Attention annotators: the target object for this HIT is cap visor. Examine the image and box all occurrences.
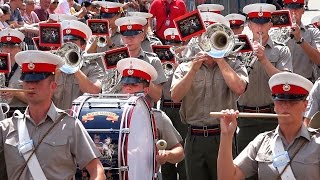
[20,73,52,82]
[285,3,304,9]
[101,13,117,19]
[121,77,146,84]
[63,35,81,41]
[272,94,307,101]
[250,17,271,24]
[120,30,142,36]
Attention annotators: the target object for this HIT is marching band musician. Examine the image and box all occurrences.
[160,27,187,180]
[115,16,167,102]
[116,57,184,178]
[0,50,105,180]
[53,20,104,110]
[170,13,249,180]
[86,1,124,53]
[197,4,224,14]
[304,79,320,126]
[127,11,163,53]
[217,72,320,180]
[282,0,320,81]
[225,13,246,35]
[236,3,293,159]
[0,29,28,117]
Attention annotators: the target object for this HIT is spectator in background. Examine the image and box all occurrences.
[48,0,59,14]
[8,0,24,27]
[0,5,11,30]
[34,0,51,21]
[149,0,187,44]
[69,0,81,14]
[54,0,71,14]
[21,0,39,50]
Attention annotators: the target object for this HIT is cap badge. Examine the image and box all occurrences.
[128,69,134,75]
[232,20,236,24]
[283,83,291,92]
[66,29,71,34]
[127,25,132,30]
[258,7,263,17]
[28,62,35,70]
[6,36,11,42]
[105,8,109,12]
[205,22,210,27]
[293,0,297,2]
[170,34,175,39]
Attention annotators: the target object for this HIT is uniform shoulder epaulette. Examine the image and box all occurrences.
[145,51,158,57]
[308,127,320,134]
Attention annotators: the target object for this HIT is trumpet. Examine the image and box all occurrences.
[162,61,176,76]
[242,31,262,74]
[53,42,82,74]
[170,23,245,62]
[97,36,108,48]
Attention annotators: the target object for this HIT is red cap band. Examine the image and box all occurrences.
[313,22,320,27]
[120,24,143,32]
[272,84,308,95]
[284,0,304,4]
[22,63,56,73]
[248,12,272,18]
[165,35,180,41]
[1,36,22,43]
[123,69,151,82]
[63,29,86,40]
[229,20,244,25]
[101,7,120,13]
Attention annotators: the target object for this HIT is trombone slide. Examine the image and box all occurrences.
[210,112,289,118]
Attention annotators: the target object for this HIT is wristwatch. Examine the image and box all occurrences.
[296,37,304,44]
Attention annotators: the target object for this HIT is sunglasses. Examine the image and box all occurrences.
[52,1,59,4]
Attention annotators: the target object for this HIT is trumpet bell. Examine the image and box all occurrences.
[97,36,107,48]
[162,62,176,76]
[53,42,82,74]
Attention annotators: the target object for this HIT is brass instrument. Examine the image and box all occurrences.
[269,12,296,44]
[102,69,122,94]
[171,23,245,62]
[97,36,108,48]
[53,42,83,74]
[162,61,176,76]
[241,32,262,74]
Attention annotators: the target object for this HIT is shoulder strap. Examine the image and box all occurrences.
[16,112,68,179]
[5,63,19,87]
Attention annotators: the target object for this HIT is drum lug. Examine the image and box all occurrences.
[119,166,129,171]
[121,128,130,134]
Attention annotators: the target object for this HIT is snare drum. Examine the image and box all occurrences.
[72,94,157,180]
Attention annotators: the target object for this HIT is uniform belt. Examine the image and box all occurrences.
[190,125,220,137]
[238,104,273,113]
[162,100,181,108]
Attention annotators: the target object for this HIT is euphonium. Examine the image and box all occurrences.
[269,12,296,44]
[53,42,82,74]
[171,23,245,62]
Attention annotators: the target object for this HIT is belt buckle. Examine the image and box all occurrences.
[203,126,208,137]
[256,106,260,113]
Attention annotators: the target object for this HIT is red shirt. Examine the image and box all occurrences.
[149,0,187,40]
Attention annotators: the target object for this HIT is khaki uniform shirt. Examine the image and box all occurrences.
[162,75,173,100]
[234,125,320,179]
[305,79,320,119]
[7,66,27,108]
[141,34,163,53]
[153,109,182,149]
[286,24,320,79]
[171,58,248,126]
[0,102,101,180]
[53,61,104,110]
[238,38,292,106]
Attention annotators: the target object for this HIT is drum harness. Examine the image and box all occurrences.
[15,110,68,180]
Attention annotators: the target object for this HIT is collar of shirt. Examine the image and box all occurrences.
[137,48,145,60]
[265,37,274,48]
[25,102,64,125]
[275,124,311,143]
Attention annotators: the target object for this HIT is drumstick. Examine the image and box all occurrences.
[0,88,33,93]
[210,112,290,118]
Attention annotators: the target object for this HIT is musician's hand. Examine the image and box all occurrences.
[156,150,169,165]
[291,23,302,41]
[220,109,238,136]
[190,53,206,72]
[1,91,13,101]
[253,41,267,61]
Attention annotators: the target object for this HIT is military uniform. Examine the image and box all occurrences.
[96,30,123,53]
[237,37,293,153]
[142,34,163,53]
[305,79,320,119]
[234,125,320,179]
[53,60,104,110]
[0,103,101,179]
[171,58,248,180]
[286,24,320,81]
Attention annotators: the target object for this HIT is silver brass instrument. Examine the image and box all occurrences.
[171,23,245,62]
[269,12,296,44]
[240,32,262,74]
[102,69,122,94]
[162,61,176,76]
[53,42,83,74]
[97,36,107,48]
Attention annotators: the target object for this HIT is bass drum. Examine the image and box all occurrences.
[72,94,157,180]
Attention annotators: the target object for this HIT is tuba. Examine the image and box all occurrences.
[171,23,245,62]
[53,42,82,74]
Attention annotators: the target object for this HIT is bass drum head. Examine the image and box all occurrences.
[120,96,155,180]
